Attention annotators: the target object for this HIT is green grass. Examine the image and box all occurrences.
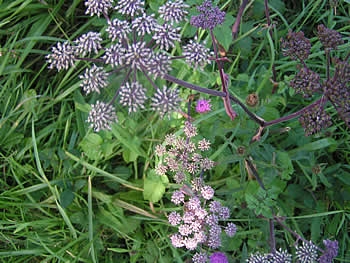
[1,0,350,262]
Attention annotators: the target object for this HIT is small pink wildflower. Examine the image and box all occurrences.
[196,99,211,113]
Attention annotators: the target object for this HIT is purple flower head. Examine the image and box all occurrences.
[190,0,225,30]
[224,222,237,237]
[193,252,208,263]
[196,99,211,113]
[210,252,228,263]
[296,241,318,263]
[319,239,338,263]
[171,190,185,204]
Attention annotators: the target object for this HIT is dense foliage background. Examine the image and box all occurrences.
[0,0,349,262]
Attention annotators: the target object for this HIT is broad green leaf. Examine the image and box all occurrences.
[214,17,234,51]
[257,106,280,121]
[59,189,75,208]
[143,170,169,203]
[276,151,293,180]
[22,89,37,113]
[79,133,103,160]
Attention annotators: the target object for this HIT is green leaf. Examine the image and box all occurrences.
[269,0,286,14]
[143,170,169,203]
[59,189,75,208]
[318,172,332,188]
[79,133,103,160]
[235,36,253,57]
[289,138,337,156]
[276,151,293,180]
[112,124,147,162]
[311,216,321,241]
[22,89,37,113]
[257,106,280,121]
[122,148,139,163]
[214,25,233,51]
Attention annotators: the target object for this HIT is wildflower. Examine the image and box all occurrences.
[74,32,102,56]
[85,0,113,17]
[119,81,147,113]
[114,0,144,17]
[224,222,237,237]
[201,185,215,200]
[159,0,189,24]
[153,23,181,51]
[198,138,211,151]
[246,252,270,263]
[218,206,230,220]
[87,101,117,132]
[171,190,185,205]
[106,19,131,42]
[192,252,208,263]
[131,13,158,36]
[200,157,215,171]
[319,239,338,263]
[190,0,226,30]
[184,121,198,138]
[151,86,181,117]
[79,65,109,94]
[281,30,311,61]
[103,43,125,67]
[155,163,168,175]
[299,103,332,136]
[168,211,182,226]
[46,42,75,71]
[187,196,201,210]
[333,57,350,84]
[324,77,350,127]
[290,66,322,97]
[124,41,152,70]
[209,201,222,213]
[207,224,222,249]
[271,248,292,263]
[317,24,343,50]
[170,233,184,248]
[183,40,213,69]
[174,171,186,183]
[210,252,228,263]
[146,52,171,77]
[296,241,319,263]
[195,98,211,113]
[155,144,166,156]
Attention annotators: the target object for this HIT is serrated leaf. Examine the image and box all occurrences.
[143,170,168,203]
[214,25,233,51]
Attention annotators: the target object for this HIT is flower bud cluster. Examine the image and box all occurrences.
[281,31,311,62]
[282,26,349,134]
[155,121,214,183]
[317,24,344,50]
[247,239,338,263]
[46,0,216,132]
[324,59,350,127]
[247,248,292,263]
[190,0,226,30]
[299,103,332,136]
[290,66,322,98]
[168,184,233,251]
[156,121,236,261]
